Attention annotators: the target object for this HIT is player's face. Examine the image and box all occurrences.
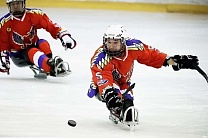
[9,1,24,17]
[106,39,122,52]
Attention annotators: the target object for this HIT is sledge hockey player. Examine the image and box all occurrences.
[87,24,199,128]
[0,0,76,78]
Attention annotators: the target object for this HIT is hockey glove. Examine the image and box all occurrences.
[0,50,10,74]
[171,55,199,71]
[58,30,77,50]
[102,87,122,114]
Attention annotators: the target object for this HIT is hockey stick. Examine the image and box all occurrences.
[122,83,135,96]
[192,63,208,83]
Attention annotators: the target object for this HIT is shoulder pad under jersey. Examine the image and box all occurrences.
[126,38,145,51]
[0,13,11,29]
[91,48,112,70]
[26,8,44,15]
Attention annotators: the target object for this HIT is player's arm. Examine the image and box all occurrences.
[135,42,198,70]
[0,50,10,74]
[136,43,167,68]
[91,66,122,112]
[91,64,114,94]
[139,44,199,70]
[90,47,114,92]
[32,9,76,49]
[0,22,11,74]
[0,41,10,74]
[90,49,122,111]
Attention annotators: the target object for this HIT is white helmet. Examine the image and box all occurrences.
[103,24,126,41]
[6,0,25,4]
[103,25,126,57]
[6,0,26,17]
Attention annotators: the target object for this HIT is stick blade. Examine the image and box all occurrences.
[192,63,208,83]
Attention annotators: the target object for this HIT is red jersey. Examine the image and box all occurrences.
[0,8,62,52]
[90,38,167,94]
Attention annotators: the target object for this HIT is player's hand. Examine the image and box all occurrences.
[0,50,10,74]
[102,87,122,113]
[171,55,199,71]
[58,30,77,50]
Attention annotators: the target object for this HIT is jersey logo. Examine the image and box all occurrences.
[112,63,134,82]
[96,72,108,86]
[12,26,36,48]
[112,69,121,81]
[7,28,11,32]
[91,48,112,70]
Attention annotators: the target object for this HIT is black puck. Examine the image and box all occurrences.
[68,120,77,127]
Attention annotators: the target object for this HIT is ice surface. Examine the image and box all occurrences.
[0,7,208,138]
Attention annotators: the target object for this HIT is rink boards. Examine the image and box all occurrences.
[0,0,208,14]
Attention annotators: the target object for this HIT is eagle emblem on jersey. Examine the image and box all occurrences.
[12,26,36,48]
[12,31,23,45]
[91,48,112,70]
[112,69,121,81]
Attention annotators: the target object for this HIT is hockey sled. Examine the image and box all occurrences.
[109,106,139,131]
[29,61,71,79]
[11,56,71,79]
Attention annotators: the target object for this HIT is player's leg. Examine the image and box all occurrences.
[21,46,70,77]
[36,39,53,58]
[36,39,71,76]
[121,83,139,123]
[10,51,33,67]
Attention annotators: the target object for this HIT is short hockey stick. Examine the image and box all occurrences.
[122,83,135,96]
[192,63,208,83]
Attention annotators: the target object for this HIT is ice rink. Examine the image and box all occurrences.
[0,7,208,138]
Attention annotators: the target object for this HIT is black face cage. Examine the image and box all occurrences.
[103,45,124,57]
[103,37,125,57]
